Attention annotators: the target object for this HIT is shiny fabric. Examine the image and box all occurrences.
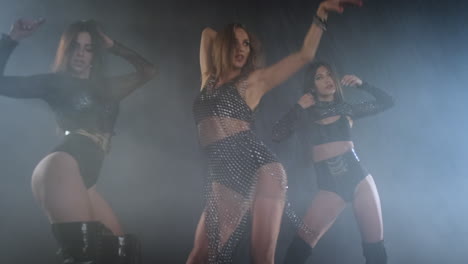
[0,35,155,135]
[193,75,287,263]
[308,115,351,146]
[53,133,105,189]
[51,221,106,263]
[272,82,394,143]
[315,149,368,201]
[0,34,155,185]
[193,75,254,124]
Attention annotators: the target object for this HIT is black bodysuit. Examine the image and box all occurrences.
[272,83,394,201]
[0,34,156,188]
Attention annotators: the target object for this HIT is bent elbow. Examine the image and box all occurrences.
[143,64,158,80]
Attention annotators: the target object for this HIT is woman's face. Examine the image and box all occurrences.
[68,31,94,78]
[313,66,336,98]
[231,27,251,70]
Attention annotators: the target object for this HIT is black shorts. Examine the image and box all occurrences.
[52,133,105,189]
[315,149,369,202]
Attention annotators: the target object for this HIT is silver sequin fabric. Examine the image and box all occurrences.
[193,75,289,263]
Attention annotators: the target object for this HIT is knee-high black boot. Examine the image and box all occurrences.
[51,221,105,264]
[362,240,387,264]
[102,234,142,264]
[283,235,313,264]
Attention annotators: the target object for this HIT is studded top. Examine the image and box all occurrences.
[0,34,156,135]
[272,82,394,144]
[193,73,290,263]
[193,74,254,125]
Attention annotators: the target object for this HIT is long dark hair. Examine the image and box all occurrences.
[211,23,263,78]
[304,61,344,102]
[52,20,105,79]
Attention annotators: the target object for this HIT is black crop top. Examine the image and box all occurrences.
[193,75,254,125]
[0,34,156,135]
[272,82,394,145]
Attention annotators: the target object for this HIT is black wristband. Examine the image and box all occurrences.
[313,15,328,31]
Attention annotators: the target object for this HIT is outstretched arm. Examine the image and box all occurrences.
[250,0,363,97]
[103,32,158,101]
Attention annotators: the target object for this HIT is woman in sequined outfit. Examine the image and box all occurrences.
[0,18,157,263]
[188,1,362,263]
[273,62,394,264]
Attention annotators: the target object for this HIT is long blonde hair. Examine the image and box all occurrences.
[211,23,262,78]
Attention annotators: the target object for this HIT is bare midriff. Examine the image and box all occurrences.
[312,141,354,162]
[197,117,251,147]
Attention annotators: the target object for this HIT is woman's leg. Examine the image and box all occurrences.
[31,152,94,222]
[352,175,387,264]
[88,186,124,235]
[251,162,287,264]
[299,190,346,247]
[31,152,105,263]
[186,211,209,264]
[187,182,251,264]
[283,190,346,264]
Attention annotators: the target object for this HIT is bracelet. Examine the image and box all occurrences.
[313,15,328,31]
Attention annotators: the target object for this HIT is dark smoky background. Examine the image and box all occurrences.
[0,0,466,263]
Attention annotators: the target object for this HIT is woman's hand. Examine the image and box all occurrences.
[341,75,363,87]
[317,0,363,20]
[9,18,45,41]
[298,93,316,109]
[98,30,114,49]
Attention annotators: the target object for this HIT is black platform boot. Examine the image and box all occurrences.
[283,235,313,264]
[51,221,105,264]
[362,240,387,264]
[102,234,142,264]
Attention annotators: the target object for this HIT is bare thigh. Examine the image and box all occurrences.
[186,183,248,264]
[31,152,93,223]
[88,186,124,235]
[299,190,346,248]
[186,211,209,264]
[251,162,287,264]
[352,175,384,243]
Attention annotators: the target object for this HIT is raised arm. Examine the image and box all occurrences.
[341,75,394,119]
[272,93,315,142]
[251,0,363,97]
[351,82,394,119]
[0,18,52,99]
[200,27,217,88]
[103,32,158,101]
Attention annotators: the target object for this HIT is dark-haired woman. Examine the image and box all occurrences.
[273,62,393,264]
[188,1,362,263]
[0,18,157,263]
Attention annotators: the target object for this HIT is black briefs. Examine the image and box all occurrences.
[53,133,105,189]
[315,149,368,201]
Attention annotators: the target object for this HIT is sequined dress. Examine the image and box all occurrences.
[193,75,286,263]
